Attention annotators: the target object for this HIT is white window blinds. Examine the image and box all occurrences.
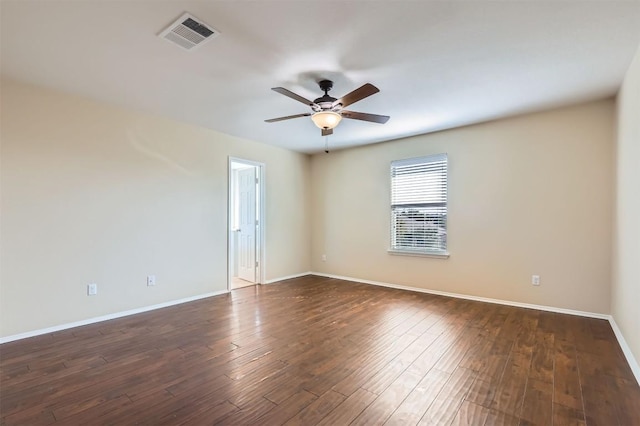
[390,153,448,254]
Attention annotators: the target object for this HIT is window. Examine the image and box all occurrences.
[390,153,448,256]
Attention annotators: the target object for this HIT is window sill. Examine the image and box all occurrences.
[387,249,450,259]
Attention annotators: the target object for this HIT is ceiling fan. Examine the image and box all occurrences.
[265,80,390,136]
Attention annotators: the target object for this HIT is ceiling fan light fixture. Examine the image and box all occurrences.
[311,111,342,130]
[265,80,389,138]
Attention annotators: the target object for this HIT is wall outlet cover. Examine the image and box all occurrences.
[87,283,98,295]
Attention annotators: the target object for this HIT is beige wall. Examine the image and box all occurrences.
[613,46,640,367]
[0,78,311,338]
[311,100,615,314]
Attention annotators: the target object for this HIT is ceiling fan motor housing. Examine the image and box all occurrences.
[318,79,333,92]
[314,80,338,110]
[313,80,339,111]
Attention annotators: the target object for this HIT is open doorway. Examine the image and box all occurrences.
[228,158,265,290]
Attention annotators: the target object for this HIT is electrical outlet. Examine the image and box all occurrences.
[532,275,540,286]
[87,283,98,295]
[147,275,156,286]
[321,254,327,262]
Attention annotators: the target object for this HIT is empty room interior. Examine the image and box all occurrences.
[1,1,640,425]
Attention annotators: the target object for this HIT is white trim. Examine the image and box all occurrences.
[388,249,450,259]
[228,157,266,289]
[391,153,448,167]
[608,316,640,385]
[390,153,448,255]
[264,272,312,284]
[0,291,227,344]
[310,272,609,320]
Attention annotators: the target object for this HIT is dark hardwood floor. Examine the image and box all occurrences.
[1,275,639,425]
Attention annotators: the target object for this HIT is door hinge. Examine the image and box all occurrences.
[255,177,259,184]
[255,261,259,267]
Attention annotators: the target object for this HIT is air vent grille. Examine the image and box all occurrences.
[158,13,220,51]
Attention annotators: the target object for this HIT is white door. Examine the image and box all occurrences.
[237,167,257,282]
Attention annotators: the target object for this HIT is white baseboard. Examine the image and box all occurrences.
[264,272,312,284]
[0,290,228,344]
[608,316,640,385]
[310,272,609,319]
[5,273,638,387]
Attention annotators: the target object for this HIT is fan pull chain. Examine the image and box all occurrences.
[325,136,330,154]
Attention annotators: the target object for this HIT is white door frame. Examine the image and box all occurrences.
[228,157,266,290]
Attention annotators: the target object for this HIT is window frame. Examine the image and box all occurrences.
[388,153,449,258]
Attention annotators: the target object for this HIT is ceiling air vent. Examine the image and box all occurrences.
[158,13,220,51]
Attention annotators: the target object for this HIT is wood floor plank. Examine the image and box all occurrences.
[215,397,277,425]
[406,321,466,377]
[226,364,295,409]
[1,275,638,425]
[360,359,409,395]
[384,367,451,425]
[473,352,509,388]
[607,375,640,425]
[578,349,635,383]
[316,388,377,426]
[552,402,586,426]
[53,395,134,425]
[483,408,520,425]
[581,380,620,425]
[511,310,539,356]
[351,369,422,425]
[104,389,174,423]
[553,340,584,411]
[283,390,346,426]
[465,376,496,409]
[489,350,531,416]
[459,337,493,373]
[0,406,57,426]
[405,302,452,336]
[248,389,317,426]
[418,366,476,425]
[528,330,554,383]
[159,399,239,425]
[263,372,310,404]
[432,327,485,374]
[450,400,490,426]
[519,378,553,425]
[331,333,418,397]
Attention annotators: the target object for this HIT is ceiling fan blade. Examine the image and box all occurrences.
[341,110,390,124]
[271,87,315,106]
[333,83,379,109]
[321,128,333,136]
[265,113,311,123]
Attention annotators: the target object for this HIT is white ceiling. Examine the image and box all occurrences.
[2,1,640,154]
